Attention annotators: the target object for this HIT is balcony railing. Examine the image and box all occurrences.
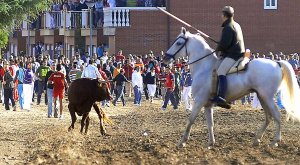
[103,8,130,27]
[19,7,165,30]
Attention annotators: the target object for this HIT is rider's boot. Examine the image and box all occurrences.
[211,75,231,109]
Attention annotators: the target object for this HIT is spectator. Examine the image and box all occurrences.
[112,69,129,106]
[173,66,181,105]
[48,64,68,120]
[113,63,122,78]
[95,0,104,27]
[101,51,109,64]
[115,50,125,63]
[23,62,34,111]
[35,59,50,105]
[161,66,178,111]
[3,61,16,111]
[45,63,56,118]
[69,64,80,83]
[0,60,4,103]
[132,66,143,106]
[81,60,103,79]
[123,59,134,97]
[145,67,158,103]
[182,65,193,111]
[107,0,116,7]
[97,44,104,58]
[14,62,25,110]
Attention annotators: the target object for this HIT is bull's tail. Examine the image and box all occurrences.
[101,109,114,125]
[93,103,114,125]
[278,60,300,121]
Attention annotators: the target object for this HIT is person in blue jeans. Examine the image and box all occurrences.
[276,90,285,110]
[161,67,178,110]
[45,63,56,118]
[131,66,143,105]
[14,62,25,110]
[112,69,130,106]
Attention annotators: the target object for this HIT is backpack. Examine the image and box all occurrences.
[17,68,25,83]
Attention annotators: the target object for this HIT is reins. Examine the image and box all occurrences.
[187,50,216,65]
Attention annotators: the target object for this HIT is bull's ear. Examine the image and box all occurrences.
[181,27,186,35]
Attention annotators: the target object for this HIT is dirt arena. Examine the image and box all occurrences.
[1,98,300,165]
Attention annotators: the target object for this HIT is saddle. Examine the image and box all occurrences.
[211,52,251,98]
[227,56,250,74]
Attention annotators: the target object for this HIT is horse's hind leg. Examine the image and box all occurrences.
[267,100,281,147]
[253,95,272,146]
[177,98,206,148]
[255,94,281,147]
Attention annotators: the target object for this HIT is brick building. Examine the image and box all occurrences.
[8,0,299,58]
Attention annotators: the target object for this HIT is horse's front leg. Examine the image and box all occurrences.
[177,98,206,148]
[204,104,215,148]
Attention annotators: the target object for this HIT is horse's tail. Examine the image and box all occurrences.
[278,60,300,121]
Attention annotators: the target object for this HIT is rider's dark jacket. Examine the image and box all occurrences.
[216,18,245,61]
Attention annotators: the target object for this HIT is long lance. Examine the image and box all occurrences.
[157,7,218,44]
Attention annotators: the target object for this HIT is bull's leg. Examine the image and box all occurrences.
[85,115,90,135]
[80,113,88,134]
[68,104,77,131]
[93,103,106,135]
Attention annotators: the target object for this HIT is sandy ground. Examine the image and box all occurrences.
[0,98,300,165]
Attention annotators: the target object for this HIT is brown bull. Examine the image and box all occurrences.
[68,78,112,135]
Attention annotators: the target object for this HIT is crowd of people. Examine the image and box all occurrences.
[0,49,299,118]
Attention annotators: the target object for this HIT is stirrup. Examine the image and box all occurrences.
[211,97,231,109]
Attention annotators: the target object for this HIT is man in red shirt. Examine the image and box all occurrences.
[161,66,178,110]
[115,50,125,63]
[123,59,134,97]
[48,64,68,119]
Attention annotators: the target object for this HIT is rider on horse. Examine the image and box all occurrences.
[211,6,245,109]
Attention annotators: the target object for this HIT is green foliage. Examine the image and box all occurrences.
[0,0,51,30]
[0,29,9,48]
[0,0,51,48]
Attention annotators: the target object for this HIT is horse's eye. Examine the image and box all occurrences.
[176,42,182,46]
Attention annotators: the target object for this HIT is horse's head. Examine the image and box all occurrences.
[163,27,189,64]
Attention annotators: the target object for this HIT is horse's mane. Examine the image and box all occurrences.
[186,31,214,51]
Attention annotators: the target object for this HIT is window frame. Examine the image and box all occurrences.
[264,0,277,10]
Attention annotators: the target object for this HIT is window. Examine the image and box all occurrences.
[264,0,277,9]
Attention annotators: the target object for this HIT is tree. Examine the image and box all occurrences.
[0,30,8,48]
[0,0,51,48]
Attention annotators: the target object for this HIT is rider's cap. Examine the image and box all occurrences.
[222,6,234,15]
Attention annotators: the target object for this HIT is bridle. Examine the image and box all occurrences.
[165,36,188,60]
[164,36,216,65]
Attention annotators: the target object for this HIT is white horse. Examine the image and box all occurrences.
[164,27,300,148]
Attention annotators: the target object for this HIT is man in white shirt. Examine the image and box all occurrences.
[81,60,103,80]
[100,51,109,64]
[131,66,143,105]
[74,54,84,68]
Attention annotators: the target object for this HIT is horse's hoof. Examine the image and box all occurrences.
[253,139,261,146]
[176,142,186,148]
[269,142,278,147]
[205,143,215,149]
